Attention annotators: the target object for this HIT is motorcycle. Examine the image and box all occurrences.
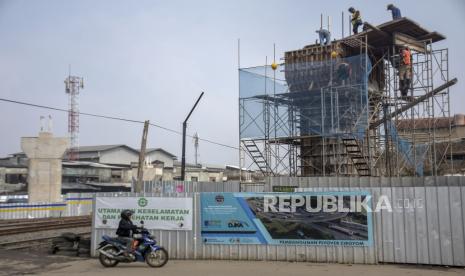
[97,221,169,268]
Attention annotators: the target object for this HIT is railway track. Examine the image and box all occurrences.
[0,216,91,236]
[0,231,91,250]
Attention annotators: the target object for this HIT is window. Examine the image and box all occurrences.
[209,177,216,182]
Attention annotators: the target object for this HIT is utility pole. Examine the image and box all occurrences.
[135,120,149,192]
[181,92,204,181]
[193,132,199,165]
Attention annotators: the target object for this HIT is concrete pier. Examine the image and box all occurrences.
[21,132,68,203]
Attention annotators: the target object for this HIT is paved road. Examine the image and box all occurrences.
[36,259,465,276]
[0,250,463,276]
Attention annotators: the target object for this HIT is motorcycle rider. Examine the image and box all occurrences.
[116,209,139,255]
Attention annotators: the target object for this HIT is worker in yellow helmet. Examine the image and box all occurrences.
[348,7,363,34]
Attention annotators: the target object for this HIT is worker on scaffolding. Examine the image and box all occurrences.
[399,46,412,99]
[348,7,363,34]
[316,28,331,46]
[387,4,402,20]
[332,51,351,85]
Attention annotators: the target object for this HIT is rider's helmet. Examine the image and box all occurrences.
[387,4,394,10]
[121,209,134,220]
[348,7,355,13]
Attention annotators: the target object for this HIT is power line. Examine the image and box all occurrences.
[0,97,239,150]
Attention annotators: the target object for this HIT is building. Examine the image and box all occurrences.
[65,145,177,167]
[224,165,264,182]
[62,161,130,183]
[10,144,177,168]
[173,161,224,182]
[64,145,139,165]
[0,158,27,193]
[145,148,177,168]
[0,144,178,194]
[397,114,465,175]
[172,162,262,182]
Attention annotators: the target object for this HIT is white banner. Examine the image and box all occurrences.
[94,196,193,231]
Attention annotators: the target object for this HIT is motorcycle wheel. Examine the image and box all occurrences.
[99,246,120,267]
[145,247,169,267]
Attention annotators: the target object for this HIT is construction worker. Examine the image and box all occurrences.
[316,28,331,46]
[387,4,402,20]
[348,7,363,34]
[399,46,412,98]
[336,61,351,85]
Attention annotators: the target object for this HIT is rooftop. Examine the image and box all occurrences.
[396,114,465,130]
[295,17,445,56]
[10,144,176,160]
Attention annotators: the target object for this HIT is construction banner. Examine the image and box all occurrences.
[94,196,193,231]
[201,192,373,246]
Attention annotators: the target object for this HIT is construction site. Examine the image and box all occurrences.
[1,2,465,275]
[239,16,460,178]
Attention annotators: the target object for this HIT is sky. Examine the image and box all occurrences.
[0,0,464,166]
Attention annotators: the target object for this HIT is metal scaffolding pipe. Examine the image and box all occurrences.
[371,78,457,129]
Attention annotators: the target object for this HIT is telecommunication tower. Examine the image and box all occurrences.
[64,75,84,160]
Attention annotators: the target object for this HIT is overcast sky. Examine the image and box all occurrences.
[1,0,464,165]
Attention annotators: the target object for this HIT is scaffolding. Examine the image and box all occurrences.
[379,46,452,176]
[239,18,456,177]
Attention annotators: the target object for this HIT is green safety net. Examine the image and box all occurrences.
[386,121,428,176]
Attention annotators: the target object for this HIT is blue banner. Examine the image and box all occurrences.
[201,192,373,246]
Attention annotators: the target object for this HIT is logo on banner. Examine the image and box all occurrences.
[215,195,224,204]
[229,238,241,243]
[138,197,148,207]
[227,220,249,228]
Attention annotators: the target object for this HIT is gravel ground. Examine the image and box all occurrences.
[0,227,90,245]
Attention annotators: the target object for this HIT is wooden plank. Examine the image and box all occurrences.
[393,32,426,54]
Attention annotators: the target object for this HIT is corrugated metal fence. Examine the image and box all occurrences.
[140,180,240,193]
[268,176,465,266]
[91,177,465,266]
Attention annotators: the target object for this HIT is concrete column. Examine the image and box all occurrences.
[21,132,68,203]
[0,167,5,185]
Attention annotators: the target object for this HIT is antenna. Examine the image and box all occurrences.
[342,11,344,38]
[48,115,53,132]
[328,15,331,32]
[64,74,84,160]
[40,116,45,132]
[193,132,199,165]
